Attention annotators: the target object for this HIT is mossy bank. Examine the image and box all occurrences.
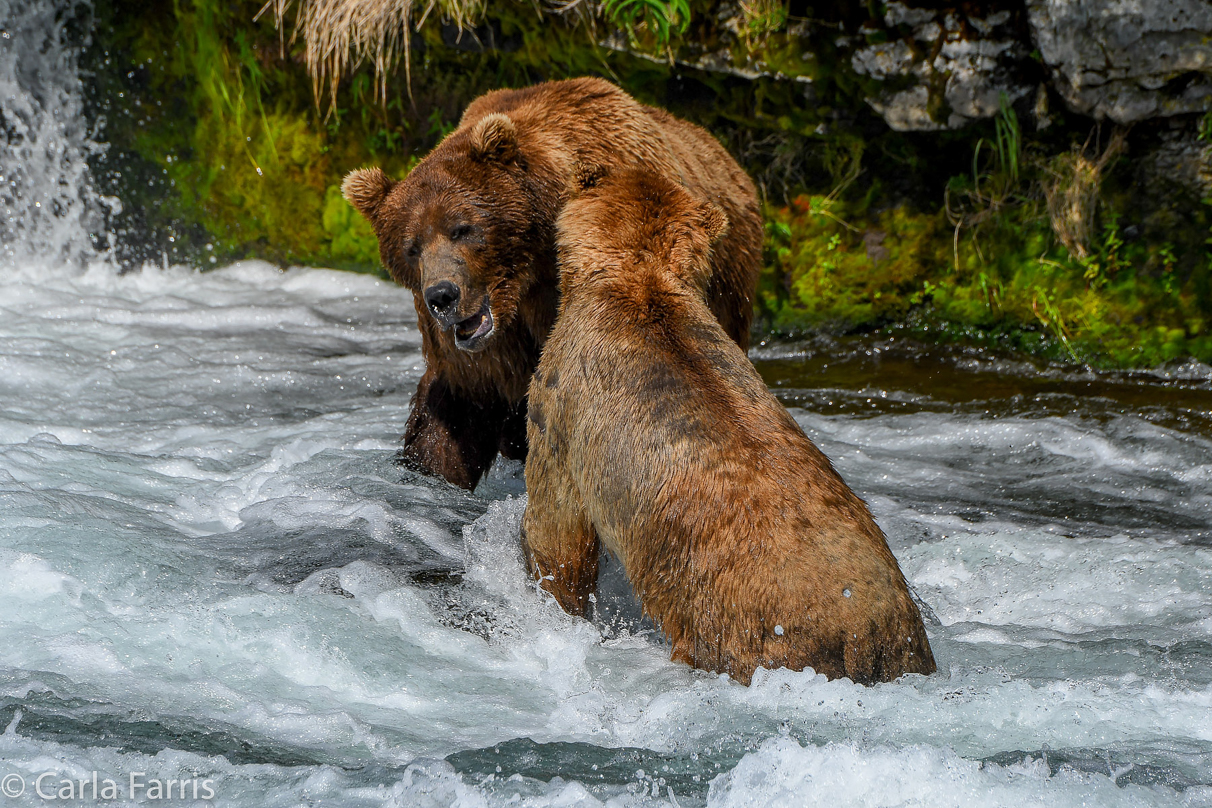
[81,0,1212,369]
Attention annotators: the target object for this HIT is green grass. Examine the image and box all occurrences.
[87,0,1212,368]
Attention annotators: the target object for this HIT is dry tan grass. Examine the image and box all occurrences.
[258,0,486,107]
[1041,127,1127,260]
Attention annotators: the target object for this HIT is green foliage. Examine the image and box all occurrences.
[738,0,788,48]
[992,94,1021,184]
[603,0,692,48]
[760,195,949,333]
[171,0,330,261]
[945,94,1023,242]
[761,179,1212,368]
[88,0,1212,368]
[322,185,383,273]
[94,0,445,270]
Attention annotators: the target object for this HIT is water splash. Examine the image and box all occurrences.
[0,0,111,270]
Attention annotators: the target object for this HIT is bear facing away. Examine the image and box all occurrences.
[342,77,763,490]
[522,168,936,686]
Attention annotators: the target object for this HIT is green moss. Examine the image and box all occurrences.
[760,195,951,333]
[322,185,384,274]
[84,0,1212,368]
[760,183,1212,369]
[89,0,434,270]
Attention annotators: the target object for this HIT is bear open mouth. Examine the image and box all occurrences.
[453,297,494,351]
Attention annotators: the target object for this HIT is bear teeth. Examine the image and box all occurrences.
[455,314,483,340]
[453,299,494,347]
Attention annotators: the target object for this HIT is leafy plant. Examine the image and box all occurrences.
[1159,243,1177,296]
[944,94,1024,268]
[993,93,1021,184]
[977,271,1003,313]
[739,0,788,48]
[602,0,691,47]
[1031,285,1081,364]
[426,107,456,141]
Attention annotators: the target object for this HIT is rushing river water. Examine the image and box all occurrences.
[0,261,1210,807]
[2,0,1212,804]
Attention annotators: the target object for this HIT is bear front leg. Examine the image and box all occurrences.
[496,399,529,462]
[522,503,600,618]
[521,432,599,617]
[397,368,505,490]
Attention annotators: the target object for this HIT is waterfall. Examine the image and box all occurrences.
[0,0,110,269]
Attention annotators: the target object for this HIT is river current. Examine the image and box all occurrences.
[2,0,1211,803]
[0,260,1210,807]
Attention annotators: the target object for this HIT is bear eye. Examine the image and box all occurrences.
[449,224,472,241]
[405,241,419,258]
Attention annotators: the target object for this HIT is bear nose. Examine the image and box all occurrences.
[424,281,461,320]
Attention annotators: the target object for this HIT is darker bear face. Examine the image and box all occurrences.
[343,114,539,353]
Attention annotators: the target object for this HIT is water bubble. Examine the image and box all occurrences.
[774,624,784,635]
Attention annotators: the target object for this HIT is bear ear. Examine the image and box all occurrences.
[700,202,730,245]
[342,167,394,220]
[470,113,518,163]
[570,162,607,192]
[671,201,729,291]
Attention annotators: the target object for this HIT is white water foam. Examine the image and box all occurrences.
[1,0,1211,802]
[0,262,1210,807]
[0,0,111,270]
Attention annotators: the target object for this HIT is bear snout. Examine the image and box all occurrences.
[424,280,462,325]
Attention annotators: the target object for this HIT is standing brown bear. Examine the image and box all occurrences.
[343,77,762,490]
[522,167,936,686]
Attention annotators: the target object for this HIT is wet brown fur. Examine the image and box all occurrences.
[344,77,762,490]
[522,169,937,686]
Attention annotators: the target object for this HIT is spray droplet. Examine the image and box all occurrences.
[774,625,784,636]
[843,588,852,598]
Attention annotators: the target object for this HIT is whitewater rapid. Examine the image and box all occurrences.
[0,260,1209,807]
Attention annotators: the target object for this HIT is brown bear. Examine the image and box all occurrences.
[521,167,936,686]
[342,77,762,490]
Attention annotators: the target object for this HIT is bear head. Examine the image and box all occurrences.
[558,165,729,295]
[342,113,544,353]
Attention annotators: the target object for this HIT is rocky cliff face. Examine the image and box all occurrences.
[79,0,1212,368]
[668,0,1211,132]
[1028,0,1212,124]
[851,2,1034,132]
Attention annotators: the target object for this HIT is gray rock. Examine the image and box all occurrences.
[1026,0,1212,123]
[599,0,1212,130]
[1137,118,1212,198]
[851,2,1032,131]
